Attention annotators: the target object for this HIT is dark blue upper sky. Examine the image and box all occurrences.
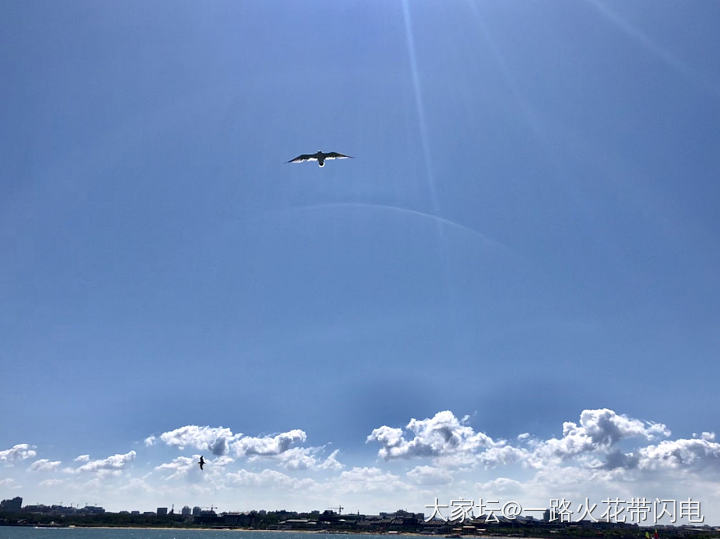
[2,0,720,511]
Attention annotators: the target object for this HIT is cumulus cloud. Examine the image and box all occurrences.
[29,459,61,472]
[367,411,496,460]
[367,408,683,475]
[213,455,235,466]
[159,426,237,456]
[367,426,404,452]
[530,408,670,467]
[602,451,640,470]
[155,454,234,481]
[638,436,720,471]
[69,450,136,475]
[477,445,528,467]
[74,455,90,463]
[153,425,309,459]
[0,444,37,464]
[268,447,317,470]
[150,424,342,478]
[155,456,198,481]
[235,429,307,457]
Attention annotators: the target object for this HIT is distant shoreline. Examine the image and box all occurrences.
[88,530,544,539]
[14,527,435,537]
[3,526,543,539]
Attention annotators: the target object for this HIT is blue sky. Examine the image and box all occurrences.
[2,0,720,522]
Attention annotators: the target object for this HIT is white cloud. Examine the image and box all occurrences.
[225,468,317,490]
[253,446,343,471]
[154,425,309,459]
[319,449,344,471]
[151,424,338,478]
[638,436,720,471]
[367,408,684,476]
[213,455,235,466]
[155,454,234,481]
[337,467,410,493]
[0,444,37,464]
[159,426,237,456]
[367,426,404,452]
[477,445,528,467]
[234,429,307,457]
[407,465,453,485]
[71,450,136,475]
[29,459,61,472]
[529,408,671,467]
[367,410,495,460]
[74,455,90,463]
[155,456,197,481]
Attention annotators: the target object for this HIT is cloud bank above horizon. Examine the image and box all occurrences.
[2,408,720,523]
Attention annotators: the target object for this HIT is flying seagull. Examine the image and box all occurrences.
[288,151,352,167]
[198,456,205,471]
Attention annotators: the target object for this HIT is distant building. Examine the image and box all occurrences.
[157,507,168,516]
[194,509,219,526]
[81,506,105,514]
[181,506,191,516]
[0,497,22,512]
[379,510,424,524]
[24,504,52,513]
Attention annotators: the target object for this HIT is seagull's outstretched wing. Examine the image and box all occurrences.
[288,154,317,164]
[324,152,352,160]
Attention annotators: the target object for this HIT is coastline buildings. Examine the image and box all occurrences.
[0,497,22,512]
[2,496,720,536]
[0,498,106,517]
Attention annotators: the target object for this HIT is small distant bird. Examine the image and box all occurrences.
[198,456,205,470]
[287,151,352,167]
